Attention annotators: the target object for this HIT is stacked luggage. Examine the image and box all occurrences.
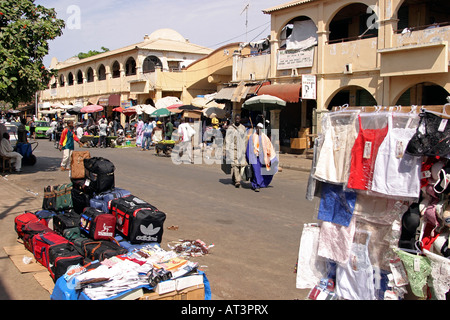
[13,154,166,283]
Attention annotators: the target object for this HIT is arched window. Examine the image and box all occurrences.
[279,16,317,50]
[143,56,162,73]
[125,57,136,76]
[328,3,378,43]
[86,67,94,83]
[59,74,65,87]
[396,83,450,106]
[68,72,74,86]
[327,86,377,110]
[98,64,106,81]
[112,61,120,78]
[396,0,450,32]
[76,70,83,84]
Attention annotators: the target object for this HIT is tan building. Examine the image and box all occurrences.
[231,0,450,152]
[39,29,244,121]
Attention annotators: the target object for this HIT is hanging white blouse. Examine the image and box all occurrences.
[371,114,421,198]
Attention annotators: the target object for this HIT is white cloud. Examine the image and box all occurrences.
[37,0,281,66]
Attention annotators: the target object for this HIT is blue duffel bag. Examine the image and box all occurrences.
[89,188,131,213]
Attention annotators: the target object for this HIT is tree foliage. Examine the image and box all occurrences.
[0,0,65,108]
[77,46,110,60]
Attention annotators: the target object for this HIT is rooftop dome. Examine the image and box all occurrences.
[146,29,187,42]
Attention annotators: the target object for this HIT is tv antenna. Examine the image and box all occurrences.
[241,3,249,42]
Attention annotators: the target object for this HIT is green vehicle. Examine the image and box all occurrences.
[26,120,52,139]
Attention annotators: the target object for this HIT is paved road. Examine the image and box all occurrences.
[2,139,316,300]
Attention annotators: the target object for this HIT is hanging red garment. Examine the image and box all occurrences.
[347,115,389,190]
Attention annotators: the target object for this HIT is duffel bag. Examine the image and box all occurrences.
[71,187,91,214]
[22,222,54,252]
[62,226,86,242]
[14,211,48,239]
[84,157,115,194]
[90,188,131,213]
[32,232,69,268]
[53,211,81,235]
[55,183,73,211]
[34,210,57,225]
[70,151,90,180]
[81,239,127,261]
[80,207,116,240]
[109,195,166,244]
[48,242,84,282]
[42,185,57,211]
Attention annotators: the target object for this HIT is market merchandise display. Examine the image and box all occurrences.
[298,107,450,300]
[13,154,210,300]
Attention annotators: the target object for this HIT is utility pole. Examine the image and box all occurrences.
[241,3,249,42]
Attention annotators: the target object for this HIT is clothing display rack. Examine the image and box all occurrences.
[297,104,450,300]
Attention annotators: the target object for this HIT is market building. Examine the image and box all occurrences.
[38,29,245,122]
[229,0,450,153]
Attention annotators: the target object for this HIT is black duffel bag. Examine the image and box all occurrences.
[81,239,127,261]
[84,157,115,194]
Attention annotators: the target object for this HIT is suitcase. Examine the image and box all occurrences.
[14,211,48,239]
[109,195,166,244]
[81,239,127,261]
[53,211,81,235]
[80,207,116,240]
[48,242,84,282]
[84,157,115,194]
[71,187,92,214]
[22,222,54,252]
[32,232,69,268]
[89,188,131,213]
[70,151,90,179]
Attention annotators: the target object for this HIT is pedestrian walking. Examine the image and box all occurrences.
[17,118,28,143]
[152,121,164,145]
[141,119,153,151]
[165,117,174,140]
[0,132,23,172]
[98,119,108,148]
[177,118,196,163]
[246,123,278,192]
[225,114,247,188]
[29,118,36,140]
[59,120,82,171]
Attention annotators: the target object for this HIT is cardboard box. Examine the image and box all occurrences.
[290,138,307,150]
[156,279,177,295]
[139,284,205,300]
[176,274,204,291]
[298,127,310,138]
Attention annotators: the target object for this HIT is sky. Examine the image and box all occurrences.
[36,0,284,67]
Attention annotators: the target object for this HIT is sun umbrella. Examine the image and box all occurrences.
[80,104,104,113]
[150,108,173,118]
[135,104,156,115]
[242,95,286,112]
[203,106,226,119]
[178,105,202,111]
[155,96,182,109]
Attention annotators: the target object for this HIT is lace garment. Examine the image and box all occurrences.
[318,217,356,264]
[296,224,327,289]
[393,248,432,298]
[423,249,450,300]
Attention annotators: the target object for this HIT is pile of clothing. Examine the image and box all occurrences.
[299,108,450,300]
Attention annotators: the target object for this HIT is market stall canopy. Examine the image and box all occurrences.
[166,104,184,113]
[80,105,104,113]
[135,104,156,115]
[155,96,182,109]
[242,94,287,111]
[150,108,173,118]
[256,83,301,103]
[178,105,202,111]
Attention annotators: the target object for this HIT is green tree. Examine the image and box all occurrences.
[77,46,110,59]
[0,0,65,109]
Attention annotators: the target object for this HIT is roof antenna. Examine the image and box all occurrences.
[241,3,250,42]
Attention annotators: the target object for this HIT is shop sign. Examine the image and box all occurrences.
[277,47,314,70]
[121,100,132,109]
[302,74,317,100]
[98,97,109,106]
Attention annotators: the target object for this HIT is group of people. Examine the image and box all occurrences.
[135,118,173,151]
[225,114,278,192]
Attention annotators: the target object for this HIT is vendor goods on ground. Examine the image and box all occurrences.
[11,156,211,300]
